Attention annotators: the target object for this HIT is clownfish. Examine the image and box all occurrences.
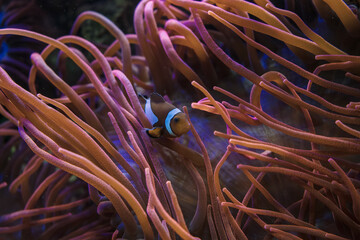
[139,93,190,138]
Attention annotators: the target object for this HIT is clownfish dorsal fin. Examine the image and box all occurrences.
[150,92,166,103]
[138,94,147,105]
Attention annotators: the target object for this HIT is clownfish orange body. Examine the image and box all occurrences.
[139,93,190,138]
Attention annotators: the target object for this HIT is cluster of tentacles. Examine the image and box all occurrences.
[0,0,360,239]
[0,0,46,88]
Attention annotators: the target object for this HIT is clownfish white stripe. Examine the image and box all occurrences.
[165,108,181,137]
[145,98,158,126]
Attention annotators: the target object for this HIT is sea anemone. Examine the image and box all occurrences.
[0,0,359,239]
[0,0,46,88]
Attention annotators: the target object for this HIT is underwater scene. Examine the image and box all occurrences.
[0,0,360,239]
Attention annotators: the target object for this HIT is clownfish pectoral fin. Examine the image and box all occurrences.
[150,92,166,103]
[146,127,162,138]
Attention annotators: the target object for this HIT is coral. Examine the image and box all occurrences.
[0,0,360,239]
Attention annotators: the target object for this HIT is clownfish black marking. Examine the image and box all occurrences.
[139,93,190,138]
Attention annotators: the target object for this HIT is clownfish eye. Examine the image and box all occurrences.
[174,117,180,123]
